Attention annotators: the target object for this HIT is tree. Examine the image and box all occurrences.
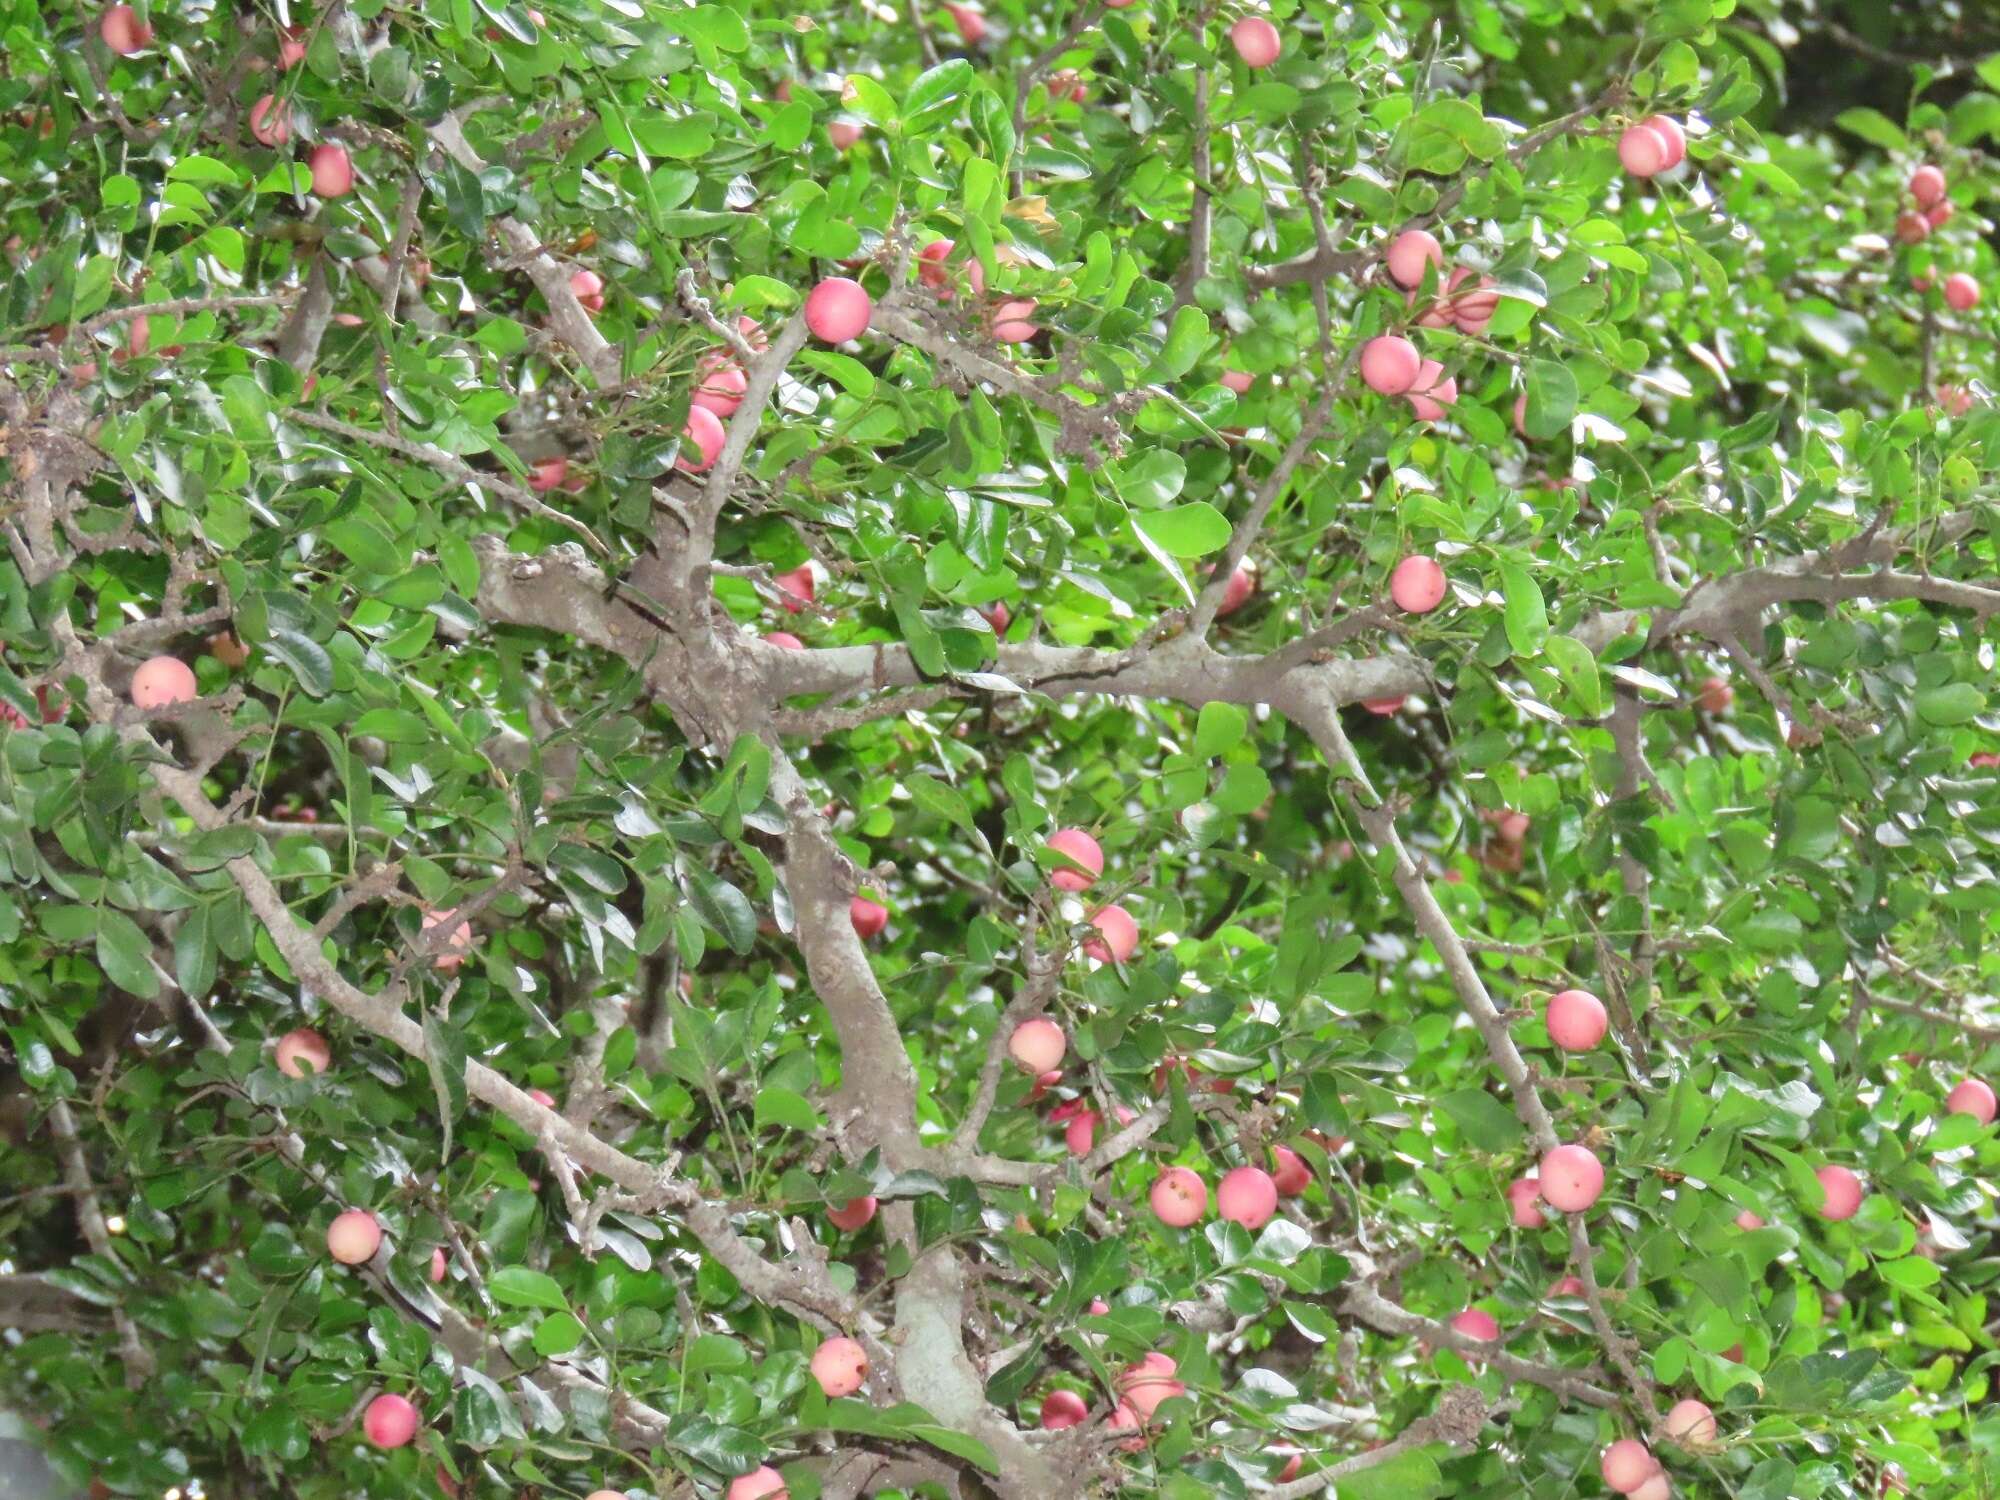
[4,0,2000,1497]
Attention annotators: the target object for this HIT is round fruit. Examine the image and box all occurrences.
[1228,16,1281,69]
[307,144,353,199]
[1538,1144,1605,1212]
[1601,1439,1658,1494]
[1269,1145,1310,1196]
[1360,335,1421,396]
[1046,827,1104,891]
[131,656,197,709]
[1663,1397,1717,1445]
[1389,555,1447,614]
[275,1028,331,1079]
[1040,1390,1088,1429]
[1947,1078,1997,1124]
[1008,1017,1067,1073]
[678,405,728,473]
[327,1209,382,1265]
[1449,1308,1499,1342]
[1814,1163,1863,1220]
[1385,229,1444,290]
[805,277,872,343]
[1216,1166,1279,1230]
[1082,904,1139,963]
[1617,124,1672,178]
[809,1336,868,1397]
[1150,1166,1207,1227]
[1910,164,1946,208]
[1546,989,1608,1051]
[826,1196,877,1231]
[363,1393,420,1449]
[850,896,888,940]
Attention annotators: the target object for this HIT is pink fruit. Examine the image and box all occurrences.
[725,1468,787,1500]
[307,144,353,199]
[1538,1144,1605,1213]
[1389,555,1447,614]
[1451,271,1501,334]
[693,359,749,417]
[1216,564,1256,617]
[1040,1390,1088,1429]
[1696,676,1732,714]
[850,896,888,940]
[1359,335,1421,396]
[773,564,815,614]
[1642,115,1688,169]
[1506,1176,1546,1229]
[1228,15,1281,68]
[131,656,197,709]
[827,1196,876,1231]
[678,404,727,473]
[1449,1308,1499,1342]
[945,2,985,43]
[982,599,1011,633]
[1663,1398,1716,1445]
[529,457,570,493]
[248,94,290,147]
[1939,383,1976,417]
[1117,1352,1184,1418]
[1385,229,1444,290]
[918,238,957,293]
[1928,200,1955,228]
[1275,1447,1303,1482]
[363,1393,420,1449]
[1046,827,1104,891]
[1405,360,1458,422]
[828,121,864,151]
[1269,1145,1310,1196]
[1896,211,1930,244]
[1546,989,1608,1051]
[1064,1110,1099,1156]
[1513,392,1530,436]
[989,298,1039,343]
[1601,1439,1658,1494]
[1734,1209,1765,1230]
[1220,368,1254,394]
[527,1088,556,1109]
[1948,1078,1997,1124]
[430,1246,448,1282]
[1008,1017,1067,1072]
[1629,1476,1671,1500]
[275,1028,331,1079]
[278,25,307,68]
[1217,1166,1279,1230]
[1362,696,1406,715]
[1548,1276,1586,1297]
[809,1336,868,1397]
[100,4,152,53]
[1088,1297,1110,1314]
[1150,1166,1207,1227]
[1617,124,1672,178]
[1945,273,1981,311]
[1105,1400,1145,1450]
[421,907,472,970]
[1910,164,1946,209]
[1814,1164,1863,1220]
[805,276,871,343]
[570,268,605,312]
[1082,904,1138,963]
[327,1209,382,1265]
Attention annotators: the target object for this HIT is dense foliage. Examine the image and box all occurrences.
[6,1,2000,1498]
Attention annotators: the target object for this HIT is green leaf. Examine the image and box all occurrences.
[754,1086,823,1133]
[490,1266,569,1311]
[1500,562,1548,656]
[1878,1256,1943,1290]
[262,629,334,697]
[1194,702,1248,759]
[1338,1450,1444,1500]
[167,154,241,186]
[1110,449,1187,508]
[685,869,757,954]
[1522,358,1578,438]
[532,1311,586,1356]
[904,58,974,123]
[1134,503,1232,558]
[1434,1088,1524,1150]
[1149,303,1212,383]
[1833,107,1909,150]
[97,910,160,999]
[680,4,748,50]
[1915,683,1985,725]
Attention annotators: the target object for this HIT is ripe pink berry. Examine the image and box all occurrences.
[527,1088,557,1109]
[1910,164,1947,209]
[421,907,472,970]
[1064,1109,1100,1156]
[100,4,153,54]
[429,1246,448,1282]
[826,1196,876,1231]
[1642,115,1688,169]
[1228,15,1281,68]
[1220,368,1254,394]
[1105,1399,1146,1450]
[945,2,985,43]
[1814,1163,1863,1220]
[1538,1143,1605,1213]
[1362,696,1406,715]
[1513,391,1530,436]
[275,1028,331,1079]
[693,358,748,416]
[1385,229,1444,290]
[327,1209,382,1265]
[1945,272,1981,311]
[1216,564,1256,617]
[1118,1352,1186,1417]
[307,144,353,199]
[1150,1166,1207,1227]
[1008,1017,1067,1072]
[828,121,864,151]
[724,1467,787,1500]
[1601,1439,1658,1494]
[1040,1390,1088,1429]
[1548,1275,1586,1297]
[277,25,307,68]
[1617,124,1673,178]
[131,656,198,709]
[1046,827,1104,891]
[1948,1078,1997,1124]
[1389,555,1447,614]
[1450,271,1501,333]
[772,563,814,614]
[1629,1475,1670,1500]
[1734,1209,1765,1230]
[1506,1176,1546,1229]
[569,268,605,312]
[1359,335,1421,396]
[1405,360,1458,422]
[679,404,727,473]
[1082,904,1138,963]
[1927,200,1955,228]
[1896,211,1930,244]
[1939,383,1977,416]
[809,1336,868,1397]
[1449,1308,1499,1342]
[1663,1397,1717,1445]
[763,631,804,650]
[850,896,888,941]
[1269,1145,1310,1196]
[1696,675,1733,714]
[528,457,570,493]
[1546,989,1608,1051]
[1216,1166,1279,1230]
[805,276,871,343]
[989,297,1039,343]
[363,1393,420,1449]
[248,94,290,147]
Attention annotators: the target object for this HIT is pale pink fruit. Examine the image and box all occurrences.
[248,94,290,147]
[363,1393,420,1449]
[1945,273,1981,311]
[725,1467,787,1500]
[307,144,353,198]
[1389,555,1447,614]
[1896,211,1930,244]
[1546,989,1608,1051]
[1939,383,1976,416]
[1385,229,1443,290]
[1910,164,1946,209]
[1220,368,1254,394]
[1539,1144,1605,1212]
[945,2,985,43]
[1216,564,1256,617]
[1601,1440,1658,1494]
[1405,360,1458,422]
[277,25,307,68]
[1617,124,1672,178]
[1105,1400,1145,1450]
[827,1196,876,1231]
[1513,391,1530,436]
[1046,827,1104,891]
[1359,335,1421,396]
[762,630,804,649]
[1629,1475,1671,1500]
[1150,1166,1207,1227]
[1117,1352,1184,1418]
[1082,904,1138,963]
[1228,15,1281,68]
[1362,696,1406,715]
[527,1088,556,1109]
[430,1246,448,1282]
[1269,1145,1310,1196]
[131,656,198,708]
[1663,1397,1717,1446]
[990,298,1039,343]
[805,276,871,342]
[1275,1447,1303,1482]
[570,268,605,312]
[1449,1308,1499,1342]
[918,238,957,294]
[773,564,815,614]
[1217,1166,1279,1230]
[1451,271,1501,333]
[1064,1110,1099,1156]
[1814,1164,1863,1220]
[1642,115,1688,169]
[982,600,1011,633]
[1734,1209,1764,1230]
[693,359,748,417]
[828,121,864,151]
[1696,675,1732,714]
[275,1028,331,1079]
[850,896,888,940]
[1948,1078,1997,1124]
[421,907,472,970]
[809,1336,868,1397]
[327,1209,382,1264]
[1008,1017,1067,1072]
[1507,1176,1546,1229]
[100,4,152,53]
[529,457,570,493]
[1928,200,1955,228]
[1088,1297,1110,1314]
[678,405,727,474]
[1040,1390,1088,1429]
[1548,1275,1586,1297]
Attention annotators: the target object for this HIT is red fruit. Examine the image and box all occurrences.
[1814,1163,1863,1220]
[1117,1352,1185,1418]
[809,1336,868,1397]
[945,2,985,43]
[1385,229,1443,290]
[327,1209,382,1265]
[989,297,1039,343]
[1948,1078,1997,1124]
[1150,1166,1207,1227]
[1547,1276,1586,1297]
[1228,15,1281,68]
[131,656,197,708]
[527,1088,556,1109]
[1449,1308,1499,1343]
[1601,1439,1658,1494]
[1450,271,1501,334]
[1087,1297,1110,1314]
[307,144,353,199]
[1642,115,1688,169]
[1538,1144,1605,1212]
[1896,211,1930,244]
[679,405,727,473]
[1216,564,1256,617]
[1105,1400,1146,1451]
[1359,335,1421,396]
[1220,368,1254,394]
[275,1028,331,1079]
[1064,1110,1098,1156]
[1362,696,1406,715]
[278,25,307,68]
[1217,1166,1279,1230]
[762,630,805,653]
[1909,164,1946,209]
[248,94,290,147]
[1269,1145,1310,1196]
[1274,1447,1303,1483]
[1927,200,1955,228]
[827,1196,877,1231]
[1082,904,1138,963]
[981,599,1011,633]
[1040,1390,1088,1429]
[850,896,888,941]
[1695,675,1732,714]
[529,457,569,493]
[828,120,864,151]
[1008,1018,1067,1072]
[1735,1209,1765,1230]
[1939,383,1976,417]
[1617,124,1672,178]
[421,907,473,970]
[100,4,152,53]
[1405,359,1458,422]
[693,358,749,417]
[363,1394,420,1449]
[1546,988,1608,1051]
[724,1468,787,1500]
[1664,1398,1717,1446]
[1506,1176,1546,1229]
[1046,827,1104,891]
[569,268,605,312]
[1945,272,1981,311]
[805,276,871,342]
[1389,555,1447,614]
